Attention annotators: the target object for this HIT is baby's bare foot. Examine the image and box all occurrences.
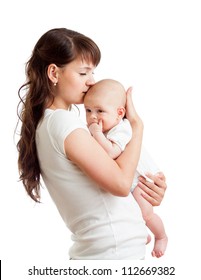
[151,235,168,258]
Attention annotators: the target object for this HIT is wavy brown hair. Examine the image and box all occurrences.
[17,28,101,202]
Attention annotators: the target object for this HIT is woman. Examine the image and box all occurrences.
[17,28,167,259]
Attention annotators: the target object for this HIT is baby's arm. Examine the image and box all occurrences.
[88,122,122,159]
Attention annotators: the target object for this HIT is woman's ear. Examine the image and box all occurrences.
[47,64,58,85]
[117,107,126,119]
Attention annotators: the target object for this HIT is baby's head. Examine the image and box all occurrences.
[84,79,126,133]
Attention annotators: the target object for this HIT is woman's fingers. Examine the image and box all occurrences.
[125,87,143,129]
[137,173,167,206]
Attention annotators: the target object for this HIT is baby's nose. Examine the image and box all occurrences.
[91,113,97,119]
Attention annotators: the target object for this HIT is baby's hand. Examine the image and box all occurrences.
[88,120,103,136]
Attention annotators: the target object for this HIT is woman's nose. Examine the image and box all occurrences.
[86,75,95,86]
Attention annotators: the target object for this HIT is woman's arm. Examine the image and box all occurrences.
[125,88,167,206]
[64,89,143,197]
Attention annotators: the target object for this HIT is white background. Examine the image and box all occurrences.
[1,0,201,278]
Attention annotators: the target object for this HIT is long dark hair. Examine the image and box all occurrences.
[17,28,101,202]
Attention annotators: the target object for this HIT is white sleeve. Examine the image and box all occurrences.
[47,109,88,154]
[106,119,132,151]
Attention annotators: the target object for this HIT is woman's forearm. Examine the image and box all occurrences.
[115,121,143,188]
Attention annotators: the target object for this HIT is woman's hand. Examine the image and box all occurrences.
[137,172,167,206]
[125,87,143,128]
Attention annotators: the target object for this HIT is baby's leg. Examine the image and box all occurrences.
[133,187,168,258]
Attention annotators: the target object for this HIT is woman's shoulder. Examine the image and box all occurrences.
[45,109,88,135]
[45,108,78,118]
[46,108,82,123]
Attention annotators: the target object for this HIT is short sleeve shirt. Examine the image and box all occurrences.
[36,109,147,260]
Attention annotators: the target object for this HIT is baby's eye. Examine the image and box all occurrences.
[85,108,91,113]
[80,73,87,76]
[98,109,104,113]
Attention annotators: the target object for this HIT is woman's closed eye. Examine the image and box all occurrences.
[80,71,94,76]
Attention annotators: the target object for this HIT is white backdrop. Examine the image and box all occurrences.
[1,0,201,279]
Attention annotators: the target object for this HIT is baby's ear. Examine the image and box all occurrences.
[117,107,126,119]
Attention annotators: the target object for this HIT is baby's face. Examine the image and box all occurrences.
[84,91,122,133]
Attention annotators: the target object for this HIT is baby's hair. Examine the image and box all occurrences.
[87,79,126,107]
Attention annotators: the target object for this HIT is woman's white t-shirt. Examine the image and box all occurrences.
[36,109,147,259]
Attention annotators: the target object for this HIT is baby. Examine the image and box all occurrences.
[84,79,168,258]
